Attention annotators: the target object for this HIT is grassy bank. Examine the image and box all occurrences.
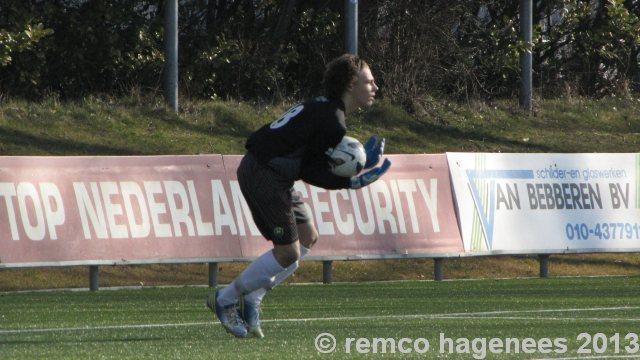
[1,94,640,290]
[2,94,639,156]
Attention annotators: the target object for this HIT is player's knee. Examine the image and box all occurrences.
[280,251,299,268]
[304,232,318,248]
[273,244,300,268]
[298,223,319,249]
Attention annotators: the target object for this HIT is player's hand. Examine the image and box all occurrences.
[350,158,391,189]
[363,136,385,169]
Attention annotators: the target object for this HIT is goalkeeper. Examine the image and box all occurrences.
[208,54,391,338]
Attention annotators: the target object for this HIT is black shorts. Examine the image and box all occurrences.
[237,153,311,245]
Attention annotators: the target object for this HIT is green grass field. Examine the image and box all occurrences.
[2,276,640,359]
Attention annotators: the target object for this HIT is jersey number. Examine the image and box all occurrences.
[270,105,304,129]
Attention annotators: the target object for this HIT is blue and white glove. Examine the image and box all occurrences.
[363,136,385,169]
[350,158,391,189]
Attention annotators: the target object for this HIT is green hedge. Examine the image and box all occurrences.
[1,0,638,101]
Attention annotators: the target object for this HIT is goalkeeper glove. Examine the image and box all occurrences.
[363,136,385,169]
[350,158,391,189]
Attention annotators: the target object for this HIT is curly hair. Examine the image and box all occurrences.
[322,54,369,100]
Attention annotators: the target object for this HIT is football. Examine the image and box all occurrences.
[328,136,367,177]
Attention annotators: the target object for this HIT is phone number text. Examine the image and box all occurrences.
[566,222,640,241]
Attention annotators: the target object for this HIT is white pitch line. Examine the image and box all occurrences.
[532,355,640,360]
[436,306,640,317]
[429,316,640,322]
[1,306,638,335]
[0,322,212,334]
[261,306,640,323]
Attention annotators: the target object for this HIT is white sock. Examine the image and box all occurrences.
[244,245,310,304]
[217,249,284,306]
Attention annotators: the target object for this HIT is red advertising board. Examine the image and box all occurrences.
[0,154,462,266]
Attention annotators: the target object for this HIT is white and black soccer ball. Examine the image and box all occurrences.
[328,136,367,177]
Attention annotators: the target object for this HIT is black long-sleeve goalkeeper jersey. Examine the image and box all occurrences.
[245,96,352,190]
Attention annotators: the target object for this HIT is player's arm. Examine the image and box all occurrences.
[301,153,392,190]
[300,111,350,189]
[300,158,352,190]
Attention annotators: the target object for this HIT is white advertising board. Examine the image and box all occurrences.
[447,153,640,254]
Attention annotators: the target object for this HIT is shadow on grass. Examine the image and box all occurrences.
[359,104,558,152]
[553,256,640,270]
[403,119,557,152]
[148,106,257,141]
[0,335,165,346]
[0,126,141,155]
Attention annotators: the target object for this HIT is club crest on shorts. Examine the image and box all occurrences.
[273,226,284,239]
